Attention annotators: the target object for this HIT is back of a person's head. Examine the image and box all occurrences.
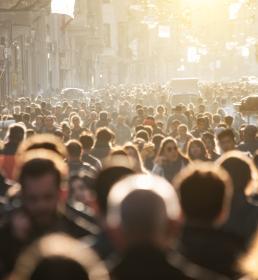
[30,257,89,280]
[217,128,235,142]
[95,127,114,143]
[11,234,109,280]
[135,129,149,143]
[94,166,135,216]
[107,174,181,242]
[16,134,68,159]
[217,151,255,194]
[8,123,25,143]
[66,140,82,159]
[174,163,232,226]
[99,111,108,121]
[79,133,94,150]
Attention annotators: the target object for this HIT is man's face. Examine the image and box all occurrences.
[219,136,235,153]
[22,174,60,228]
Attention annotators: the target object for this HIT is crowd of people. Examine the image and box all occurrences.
[0,83,258,279]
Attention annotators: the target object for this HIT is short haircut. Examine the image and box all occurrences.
[217,151,255,193]
[12,234,109,280]
[79,133,94,150]
[95,127,114,143]
[174,163,232,225]
[66,140,82,158]
[8,123,25,142]
[217,128,235,141]
[94,166,134,216]
[19,158,61,190]
[107,174,181,236]
[135,130,149,143]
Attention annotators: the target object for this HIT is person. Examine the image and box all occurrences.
[187,139,209,161]
[91,127,114,162]
[79,132,102,172]
[11,234,110,280]
[114,115,131,146]
[41,115,58,134]
[70,115,84,140]
[176,124,192,154]
[0,150,94,278]
[217,151,258,247]
[202,132,220,161]
[238,125,258,155]
[167,105,188,130]
[152,137,189,182]
[66,140,96,176]
[191,117,207,138]
[92,165,135,260]
[217,129,236,154]
[174,163,242,278]
[107,174,223,280]
[0,123,25,179]
[124,143,147,173]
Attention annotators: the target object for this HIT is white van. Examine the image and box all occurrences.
[169,78,201,105]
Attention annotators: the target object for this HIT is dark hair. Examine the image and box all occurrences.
[79,133,94,150]
[94,167,134,216]
[66,140,82,158]
[217,129,235,142]
[224,116,234,126]
[95,127,114,143]
[8,124,25,143]
[177,167,230,224]
[19,159,61,189]
[202,132,215,147]
[187,139,208,161]
[158,137,186,160]
[152,134,165,152]
[135,130,149,143]
[31,256,89,280]
[219,156,252,193]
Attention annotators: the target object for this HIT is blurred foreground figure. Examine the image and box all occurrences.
[218,151,258,247]
[10,234,109,280]
[0,150,93,278]
[175,163,242,278]
[106,174,224,280]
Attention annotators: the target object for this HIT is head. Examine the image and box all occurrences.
[12,234,109,280]
[94,167,135,217]
[71,115,82,128]
[7,123,25,144]
[202,132,216,153]
[124,143,145,173]
[107,174,181,248]
[18,154,66,228]
[79,133,94,152]
[174,163,232,227]
[95,127,114,145]
[45,116,54,128]
[178,124,188,138]
[158,137,180,162]
[217,129,236,153]
[196,117,206,130]
[217,151,256,195]
[224,116,234,127]
[187,139,208,161]
[66,140,82,161]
